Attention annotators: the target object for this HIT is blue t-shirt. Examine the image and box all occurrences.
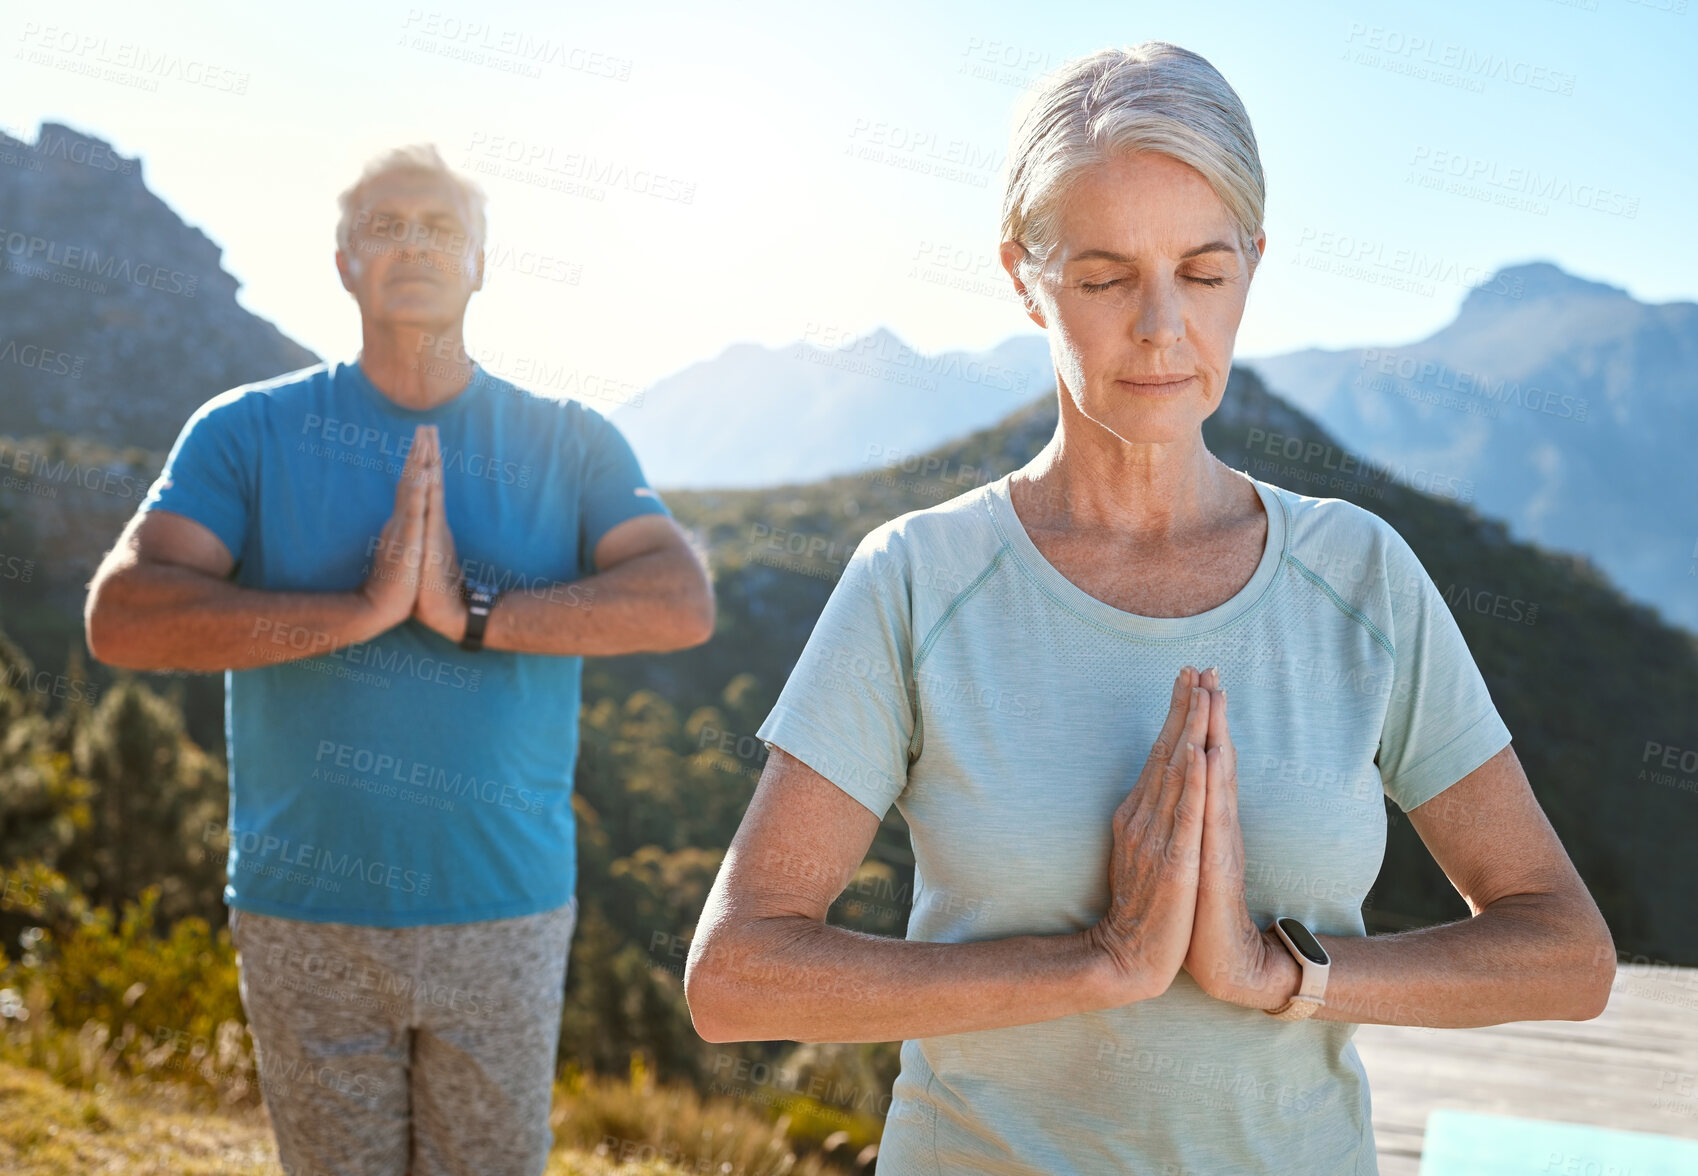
[140,359,670,926]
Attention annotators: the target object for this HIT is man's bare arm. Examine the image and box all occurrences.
[478,514,715,657]
[84,511,395,671]
[85,432,434,672]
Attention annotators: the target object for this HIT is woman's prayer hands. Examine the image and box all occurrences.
[1086,665,1209,1003]
[1092,665,1297,1008]
[1181,666,1292,1008]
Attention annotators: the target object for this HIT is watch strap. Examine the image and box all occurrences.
[460,580,496,652]
[1267,994,1325,1021]
[1264,917,1330,1021]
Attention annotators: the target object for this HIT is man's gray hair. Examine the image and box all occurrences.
[335,143,488,258]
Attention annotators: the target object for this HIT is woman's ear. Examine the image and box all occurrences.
[1000,240,1047,329]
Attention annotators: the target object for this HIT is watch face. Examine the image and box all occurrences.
[1278,917,1329,966]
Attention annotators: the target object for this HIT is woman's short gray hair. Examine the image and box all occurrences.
[1000,42,1265,290]
[335,143,488,258]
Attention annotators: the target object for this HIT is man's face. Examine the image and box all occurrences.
[337,169,484,332]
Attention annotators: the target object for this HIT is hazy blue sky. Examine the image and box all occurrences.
[6,0,1693,401]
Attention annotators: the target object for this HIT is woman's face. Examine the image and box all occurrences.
[1002,151,1264,447]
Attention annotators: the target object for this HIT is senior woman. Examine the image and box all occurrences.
[684,41,1613,1174]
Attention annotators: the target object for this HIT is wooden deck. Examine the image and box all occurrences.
[1356,962,1698,1172]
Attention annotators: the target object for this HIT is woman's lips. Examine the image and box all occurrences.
[1116,375,1195,394]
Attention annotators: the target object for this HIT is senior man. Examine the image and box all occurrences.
[83,144,714,1176]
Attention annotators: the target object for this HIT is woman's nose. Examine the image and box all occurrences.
[1130,277,1185,349]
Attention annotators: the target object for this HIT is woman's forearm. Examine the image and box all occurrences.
[685,914,1135,1044]
[1302,891,1615,1028]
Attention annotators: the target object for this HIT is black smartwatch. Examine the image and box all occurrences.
[459,578,499,652]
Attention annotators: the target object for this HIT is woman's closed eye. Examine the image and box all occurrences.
[1078,274,1227,293]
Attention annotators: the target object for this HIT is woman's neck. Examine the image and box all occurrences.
[1012,391,1243,542]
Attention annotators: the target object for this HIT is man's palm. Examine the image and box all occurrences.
[412,426,466,638]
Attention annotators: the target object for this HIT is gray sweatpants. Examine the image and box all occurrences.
[230,898,578,1176]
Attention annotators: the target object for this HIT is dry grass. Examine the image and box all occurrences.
[0,1055,867,1176]
[0,1061,278,1175]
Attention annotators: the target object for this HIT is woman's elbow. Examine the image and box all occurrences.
[682,967,731,1043]
[1570,921,1616,1021]
[683,934,752,1043]
[1547,898,1615,1021]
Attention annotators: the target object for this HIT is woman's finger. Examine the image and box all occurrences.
[1198,744,1236,896]
[1168,739,1206,881]
[1156,682,1211,824]
[1218,688,1238,808]
[1202,668,1225,749]
[1199,672,1238,818]
[1152,667,1197,770]
[1133,665,1196,818]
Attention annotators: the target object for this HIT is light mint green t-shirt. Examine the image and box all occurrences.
[755,469,1513,1175]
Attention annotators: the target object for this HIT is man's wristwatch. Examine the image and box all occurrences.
[1265,916,1330,1021]
[459,578,499,652]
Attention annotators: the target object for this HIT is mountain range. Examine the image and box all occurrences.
[1244,262,1698,632]
[610,329,1053,489]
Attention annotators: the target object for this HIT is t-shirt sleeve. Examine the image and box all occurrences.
[576,407,672,574]
[138,389,256,565]
[1374,520,1514,812]
[756,526,917,820]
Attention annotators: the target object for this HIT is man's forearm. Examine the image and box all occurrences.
[87,561,393,672]
[1298,892,1614,1028]
[687,916,1124,1044]
[481,546,712,656]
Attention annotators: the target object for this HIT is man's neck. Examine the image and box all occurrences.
[356,321,476,411]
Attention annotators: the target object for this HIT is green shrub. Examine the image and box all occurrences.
[0,877,250,1104]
